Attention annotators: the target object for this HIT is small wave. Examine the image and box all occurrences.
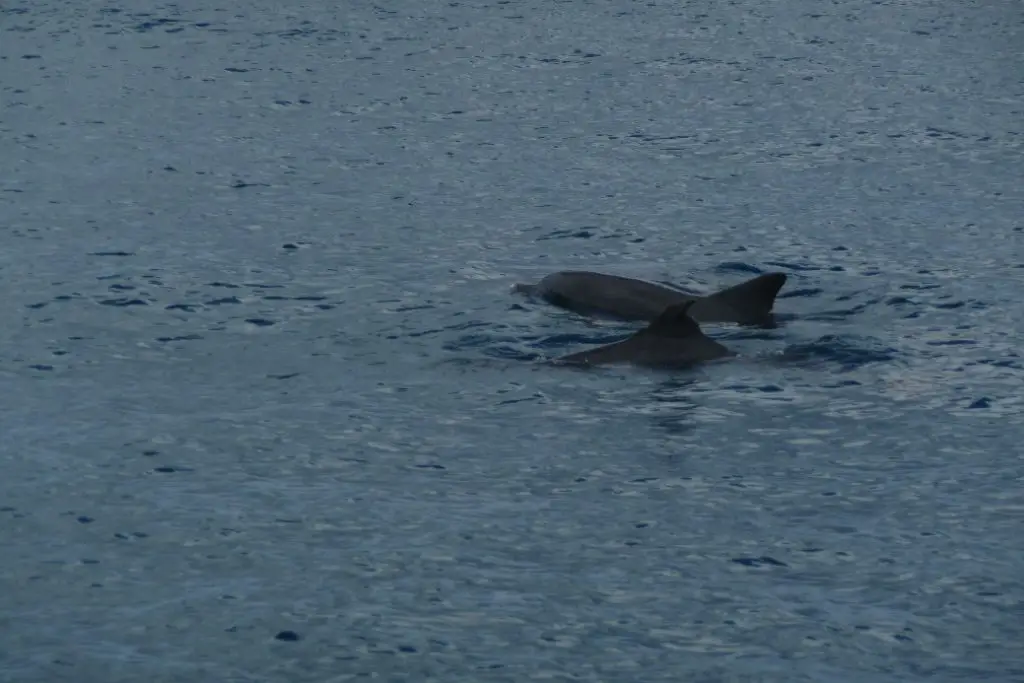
[778,335,898,372]
[397,320,492,341]
[713,262,765,275]
[443,326,634,363]
[779,287,824,299]
[483,345,546,362]
[533,226,643,243]
[803,299,879,321]
[717,327,787,342]
[762,260,843,273]
[526,332,628,350]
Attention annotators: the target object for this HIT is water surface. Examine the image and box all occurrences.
[2,1,1022,681]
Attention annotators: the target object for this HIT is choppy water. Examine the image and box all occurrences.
[2,1,1022,681]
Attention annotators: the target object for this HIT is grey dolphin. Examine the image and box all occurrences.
[557,301,734,368]
[514,270,787,326]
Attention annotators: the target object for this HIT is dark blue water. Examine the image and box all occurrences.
[2,1,1022,681]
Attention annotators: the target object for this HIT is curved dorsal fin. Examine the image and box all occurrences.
[699,272,787,322]
[646,301,701,338]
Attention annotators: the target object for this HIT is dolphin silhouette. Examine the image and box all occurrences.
[514,270,787,326]
[556,301,734,368]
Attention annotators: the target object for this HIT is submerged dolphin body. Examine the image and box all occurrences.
[557,301,733,368]
[514,270,787,326]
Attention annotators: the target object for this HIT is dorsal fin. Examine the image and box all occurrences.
[700,272,787,322]
[646,301,701,338]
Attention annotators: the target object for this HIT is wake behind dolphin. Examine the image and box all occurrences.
[556,301,733,368]
[514,270,787,326]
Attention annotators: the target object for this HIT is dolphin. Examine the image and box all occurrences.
[556,301,734,368]
[514,270,787,326]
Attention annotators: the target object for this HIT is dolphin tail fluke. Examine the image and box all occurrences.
[703,272,787,322]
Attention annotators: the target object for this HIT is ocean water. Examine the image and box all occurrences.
[1,1,1022,681]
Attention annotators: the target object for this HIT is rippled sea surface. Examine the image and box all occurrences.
[2,1,1022,681]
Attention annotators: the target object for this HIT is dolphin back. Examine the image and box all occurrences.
[515,270,787,326]
[516,271,694,321]
[558,300,732,368]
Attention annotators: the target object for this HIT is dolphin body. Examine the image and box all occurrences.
[557,301,733,368]
[514,270,787,326]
